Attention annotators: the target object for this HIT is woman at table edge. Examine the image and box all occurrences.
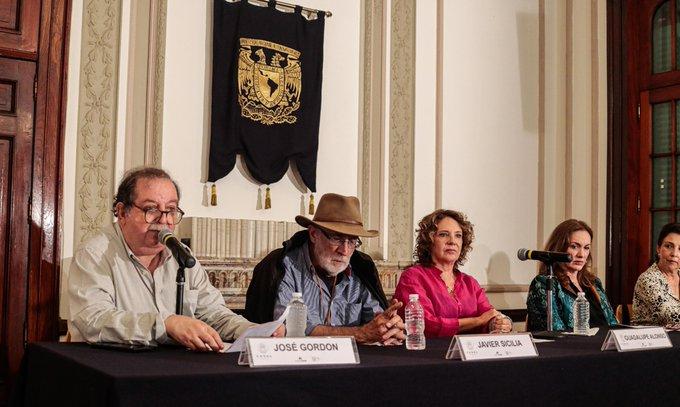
[632,222,680,326]
[394,209,511,338]
[526,219,617,331]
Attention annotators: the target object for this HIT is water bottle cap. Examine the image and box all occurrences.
[292,292,302,299]
[409,294,419,301]
[577,291,586,297]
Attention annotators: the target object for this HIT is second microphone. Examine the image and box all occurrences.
[517,248,572,263]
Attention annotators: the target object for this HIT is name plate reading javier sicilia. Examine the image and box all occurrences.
[240,337,360,367]
[601,327,672,352]
[445,333,538,361]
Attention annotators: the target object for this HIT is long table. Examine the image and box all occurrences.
[16,330,680,406]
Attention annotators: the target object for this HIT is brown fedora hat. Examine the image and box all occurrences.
[295,193,378,237]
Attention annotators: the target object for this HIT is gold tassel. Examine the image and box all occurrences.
[308,194,315,215]
[264,186,271,209]
[210,184,217,206]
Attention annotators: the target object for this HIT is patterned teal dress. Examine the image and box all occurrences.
[526,275,617,331]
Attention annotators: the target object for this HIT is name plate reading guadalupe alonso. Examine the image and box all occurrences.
[445,333,538,361]
[239,337,360,367]
[601,327,672,352]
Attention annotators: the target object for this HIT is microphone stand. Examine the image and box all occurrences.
[175,264,185,315]
[532,261,564,339]
[546,262,554,331]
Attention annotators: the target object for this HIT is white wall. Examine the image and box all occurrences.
[440,0,539,291]
[413,0,437,232]
[61,0,602,316]
[162,0,361,221]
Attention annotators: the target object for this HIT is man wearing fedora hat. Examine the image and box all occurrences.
[245,193,406,345]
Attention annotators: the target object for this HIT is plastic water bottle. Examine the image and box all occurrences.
[405,294,426,350]
[572,291,590,335]
[286,292,307,337]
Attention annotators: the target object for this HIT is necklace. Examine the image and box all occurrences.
[440,270,456,295]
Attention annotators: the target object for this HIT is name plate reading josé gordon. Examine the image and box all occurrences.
[244,337,359,367]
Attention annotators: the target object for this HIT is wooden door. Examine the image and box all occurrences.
[0,57,35,395]
[611,0,680,304]
[0,0,69,401]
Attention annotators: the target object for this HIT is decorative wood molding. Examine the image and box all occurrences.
[188,215,529,309]
[358,1,418,263]
[435,0,443,209]
[201,256,528,310]
[74,0,122,245]
[387,0,415,262]
[186,216,408,309]
[202,258,411,310]
[146,0,167,166]
[359,0,386,261]
[540,1,607,283]
[483,284,529,293]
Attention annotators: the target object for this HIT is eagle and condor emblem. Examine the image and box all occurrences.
[237,38,302,125]
[208,0,325,191]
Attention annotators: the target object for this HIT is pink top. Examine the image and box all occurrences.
[394,264,494,337]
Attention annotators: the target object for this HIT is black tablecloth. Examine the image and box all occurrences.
[16,330,680,406]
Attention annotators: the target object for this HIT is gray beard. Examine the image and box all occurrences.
[316,257,348,276]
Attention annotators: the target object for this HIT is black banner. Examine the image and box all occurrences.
[208,0,325,192]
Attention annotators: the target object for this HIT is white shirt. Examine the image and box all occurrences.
[68,223,255,344]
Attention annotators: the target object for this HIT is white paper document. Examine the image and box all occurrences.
[226,307,289,353]
[531,338,554,343]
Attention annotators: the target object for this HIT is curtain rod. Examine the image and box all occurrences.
[235,0,332,18]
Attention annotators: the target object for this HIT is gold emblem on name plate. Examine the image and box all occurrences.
[237,38,302,125]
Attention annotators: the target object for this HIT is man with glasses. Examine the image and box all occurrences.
[68,167,281,351]
[246,193,406,345]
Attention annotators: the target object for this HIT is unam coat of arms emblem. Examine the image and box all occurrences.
[237,38,302,125]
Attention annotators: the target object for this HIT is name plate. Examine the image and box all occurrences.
[238,337,360,367]
[601,327,672,352]
[446,333,538,361]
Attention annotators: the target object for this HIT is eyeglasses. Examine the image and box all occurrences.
[132,203,185,225]
[319,228,362,248]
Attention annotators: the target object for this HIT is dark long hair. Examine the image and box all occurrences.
[539,219,600,302]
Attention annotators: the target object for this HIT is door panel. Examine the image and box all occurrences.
[638,89,680,272]
[0,56,34,387]
[0,0,40,59]
[0,139,9,377]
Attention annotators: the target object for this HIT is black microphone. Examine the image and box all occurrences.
[159,228,196,268]
[517,248,572,263]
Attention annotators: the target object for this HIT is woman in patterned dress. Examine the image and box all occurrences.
[632,223,680,326]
